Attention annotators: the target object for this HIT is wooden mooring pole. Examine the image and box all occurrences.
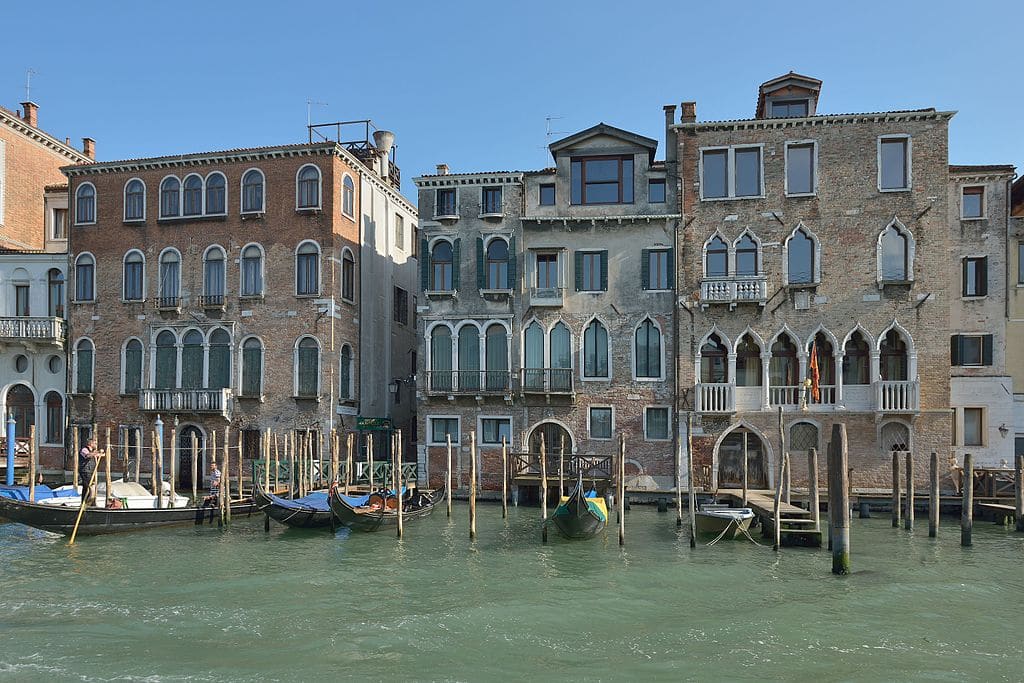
[687,413,696,548]
[558,434,565,498]
[135,427,142,483]
[618,433,625,547]
[540,433,548,544]
[156,428,165,509]
[808,447,820,532]
[929,451,939,538]
[469,430,477,541]
[904,452,914,531]
[741,431,749,507]
[168,424,176,509]
[150,430,158,498]
[783,453,791,507]
[288,431,296,499]
[1015,454,1023,533]
[828,423,850,575]
[191,432,199,505]
[394,431,404,539]
[72,428,80,492]
[104,426,112,507]
[28,426,37,502]
[892,451,901,528]
[773,452,786,552]
[961,453,973,547]
[445,433,453,518]
[674,434,683,528]
[501,436,508,519]
[224,427,232,523]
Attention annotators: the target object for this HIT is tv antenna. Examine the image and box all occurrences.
[25,68,38,102]
[306,99,329,129]
[545,115,568,140]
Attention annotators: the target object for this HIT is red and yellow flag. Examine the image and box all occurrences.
[809,340,821,402]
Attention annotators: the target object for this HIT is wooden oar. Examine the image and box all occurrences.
[69,453,105,545]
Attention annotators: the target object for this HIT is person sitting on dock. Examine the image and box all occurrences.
[78,438,103,505]
[203,461,221,507]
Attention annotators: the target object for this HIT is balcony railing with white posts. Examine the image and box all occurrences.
[139,388,232,417]
[426,371,512,395]
[876,380,919,413]
[529,287,564,307]
[699,278,767,307]
[769,385,802,407]
[0,316,65,343]
[696,383,735,413]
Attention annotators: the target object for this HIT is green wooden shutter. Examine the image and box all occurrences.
[476,237,485,289]
[950,335,960,366]
[666,248,675,289]
[982,334,993,366]
[420,238,430,291]
[961,259,968,297]
[979,258,988,296]
[452,238,461,290]
[574,251,583,291]
[599,250,608,290]
[640,249,650,290]
[507,235,517,289]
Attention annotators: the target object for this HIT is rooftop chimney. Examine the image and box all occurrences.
[82,137,95,160]
[663,104,677,127]
[372,130,395,179]
[681,101,697,123]
[20,101,38,128]
[436,163,449,176]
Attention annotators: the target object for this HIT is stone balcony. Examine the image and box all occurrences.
[699,277,767,309]
[0,316,65,346]
[139,388,232,417]
[694,380,918,413]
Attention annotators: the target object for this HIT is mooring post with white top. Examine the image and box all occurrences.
[828,423,850,575]
[223,427,231,523]
[961,453,973,547]
[168,422,177,509]
[28,425,37,502]
[892,451,901,528]
[191,432,199,506]
[445,433,453,518]
[688,413,696,548]
[395,431,404,539]
[675,435,683,528]
[540,433,548,544]
[808,447,820,532]
[904,451,914,531]
[469,430,477,541]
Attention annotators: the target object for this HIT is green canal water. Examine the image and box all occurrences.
[1,504,1022,682]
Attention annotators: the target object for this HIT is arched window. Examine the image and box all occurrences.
[123,338,143,394]
[431,241,454,291]
[241,337,263,397]
[583,319,609,379]
[880,329,908,381]
[880,224,909,281]
[485,324,509,391]
[843,331,870,385]
[44,391,63,444]
[429,326,453,391]
[790,422,819,454]
[183,175,203,216]
[241,244,264,296]
[123,250,145,301]
[75,338,94,393]
[787,228,815,284]
[881,421,911,452]
[458,325,480,391]
[242,169,265,213]
[205,172,226,215]
[735,234,758,276]
[296,165,321,209]
[770,334,799,388]
[74,253,95,302]
[75,183,96,224]
[155,330,177,389]
[203,246,225,301]
[124,179,145,221]
[341,249,355,301]
[158,249,180,305]
[342,176,355,217]
[700,334,728,383]
[181,330,204,389]
[160,176,180,218]
[47,268,64,317]
[808,332,836,401]
[523,321,544,390]
[339,344,353,399]
[705,235,728,277]
[634,318,661,379]
[486,239,509,289]
[7,385,34,438]
[208,329,231,389]
[296,337,320,397]
[549,322,572,391]
[296,241,320,295]
[736,334,762,387]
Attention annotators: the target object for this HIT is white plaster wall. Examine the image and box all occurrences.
[951,376,1014,466]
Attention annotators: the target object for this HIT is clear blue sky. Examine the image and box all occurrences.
[4,0,1020,200]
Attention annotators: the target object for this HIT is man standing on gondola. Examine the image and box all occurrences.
[78,437,103,505]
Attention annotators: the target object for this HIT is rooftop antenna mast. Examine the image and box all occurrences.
[540,116,568,160]
[25,68,38,101]
[306,99,329,140]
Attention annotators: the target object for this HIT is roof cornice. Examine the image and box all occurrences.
[414,172,524,187]
[0,110,90,163]
[61,142,340,176]
[673,110,955,132]
[523,213,681,224]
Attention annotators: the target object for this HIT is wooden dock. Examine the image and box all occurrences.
[717,489,822,547]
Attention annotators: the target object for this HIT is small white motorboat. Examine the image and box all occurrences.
[694,503,755,540]
[37,480,190,509]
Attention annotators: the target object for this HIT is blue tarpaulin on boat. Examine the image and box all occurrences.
[0,485,77,501]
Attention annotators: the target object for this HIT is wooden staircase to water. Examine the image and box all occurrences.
[717,489,823,547]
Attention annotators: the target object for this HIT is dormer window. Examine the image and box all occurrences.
[770,99,809,118]
[571,156,634,205]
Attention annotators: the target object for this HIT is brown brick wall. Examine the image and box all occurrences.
[0,124,76,249]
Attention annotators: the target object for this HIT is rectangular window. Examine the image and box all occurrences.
[770,99,809,118]
[648,179,666,203]
[481,417,512,445]
[571,156,634,205]
[15,285,29,316]
[962,186,984,219]
[429,417,459,445]
[539,184,555,206]
[644,407,670,441]
[436,189,456,217]
[963,407,983,446]
[590,407,613,440]
[52,208,67,240]
[45,399,62,444]
[482,187,502,214]
[962,256,988,297]
[645,249,671,290]
[536,253,559,289]
[393,286,408,325]
[700,147,762,199]
[395,213,404,250]
[951,334,992,367]
[879,137,910,190]
[578,251,606,292]
[785,142,815,195]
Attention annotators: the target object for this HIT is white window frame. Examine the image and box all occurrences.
[877,134,912,192]
[202,244,228,298]
[238,335,266,399]
[958,334,985,367]
[632,316,666,382]
[74,182,97,226]
[530,249,565,290]
[123,177,147,222]
[239,242,266,297]
[434,187,459,220]
[587,405,615,441]
[477,415,513,448]
[42,390,64,446]
[876,217,916,287]
[294,239,322,297]
[580,316,612,382]
[181,173,205,217]
[73,252,96,303]
[204,171,228,216]
[702,230,731,279]
[394,212,405,251]
[960,184,986,221]
[645,247,672,291]
[427,415,462,446]
[205,326,233,390]
[781,222,822,286]
[732,229,762,278]
[783,140,818,197]
[159,174,182,219]
[120,336,145,395]
[295,163,323,211]
[341,174,356,219]
[73,337,96,394]
[293,335,322,399]
[121,249,147,302]
[340,246,356,303]
[338,342,355,401]
[480,185,504,218]
[157,247,182,301]
[643,405,671,442]
[959,406,986,447]
[698,144,765,201]
[240,168,266,215]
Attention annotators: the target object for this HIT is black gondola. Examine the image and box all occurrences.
[328,484,445,532]
[0,496,254,536]
[548,475,609,540]
[253,484,334,529]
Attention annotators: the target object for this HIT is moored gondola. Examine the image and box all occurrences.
[548,475,608,540]
[328,483,444,532]
[253,483,334,529]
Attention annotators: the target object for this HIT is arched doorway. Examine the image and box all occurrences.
[529,422,572,456]
[178,425,206,489]
[716,428,769,489]
[6,384,35,439]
